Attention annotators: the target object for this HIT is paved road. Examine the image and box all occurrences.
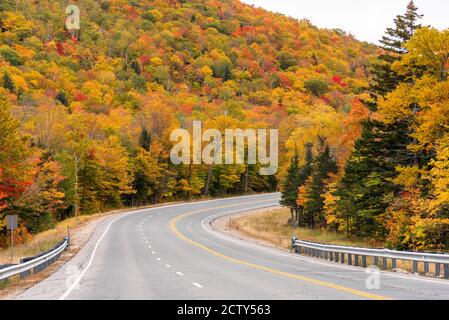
[15,193,449,300]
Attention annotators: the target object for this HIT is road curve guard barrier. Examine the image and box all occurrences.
[0,238,69,283]
[293,239,449,279]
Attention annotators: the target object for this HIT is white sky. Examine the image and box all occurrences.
[240,0,449,44]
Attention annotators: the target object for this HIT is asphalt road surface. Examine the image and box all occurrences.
[15,193,449,300]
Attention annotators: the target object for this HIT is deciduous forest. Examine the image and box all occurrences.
[1,0,447,251]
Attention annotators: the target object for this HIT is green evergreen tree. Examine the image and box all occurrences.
[280,150,301,223]
[139,127,152,152]
[2,72,15,93]
[56,91,70,107]
[335,120,410,237]
[371,1,423,100]
[304,139,337,228]
[130,59,141,75]
[335,1,424,239]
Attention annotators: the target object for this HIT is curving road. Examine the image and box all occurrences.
[15,193,449,300]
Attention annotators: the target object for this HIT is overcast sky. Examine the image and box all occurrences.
[240,0,449,44]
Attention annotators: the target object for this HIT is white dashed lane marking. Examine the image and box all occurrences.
[192,282,203,288]
[141,216,186,285]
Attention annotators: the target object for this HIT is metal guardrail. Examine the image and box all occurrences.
[0,237,69,282]
[292,238,449,279]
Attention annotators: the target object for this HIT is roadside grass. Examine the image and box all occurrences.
[0,193,251,265]
[232,207,380,250]
[0,214,100,265]
[231,207,445,276]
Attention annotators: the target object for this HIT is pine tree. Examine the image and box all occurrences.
[56,91,69,107]
[371,1,423,99]
[335,120,410,237]
[130,59,141,75]
[139,127,152,152]
[2,72,15,93]
[335,1,424,238]
[304,139,337,228]
[280,150,301,223]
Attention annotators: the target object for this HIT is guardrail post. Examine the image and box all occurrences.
[436,263,441,277]
[424,262,429,274]
[382,257,387,270]
[413,261,418,274]
[291,241,449,280]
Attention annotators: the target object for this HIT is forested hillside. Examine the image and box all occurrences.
[283,2,449,251]
[0,0,377,246]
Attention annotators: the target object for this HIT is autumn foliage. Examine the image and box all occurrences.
[0,0,376,247]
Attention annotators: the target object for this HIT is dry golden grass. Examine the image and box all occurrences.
[232,207,378,250]
[0,215,100,265]
[231,207,445,276]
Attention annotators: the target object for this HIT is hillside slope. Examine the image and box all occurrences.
[0,0,377,240]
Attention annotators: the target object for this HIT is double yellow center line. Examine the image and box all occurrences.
[170,200,391,300]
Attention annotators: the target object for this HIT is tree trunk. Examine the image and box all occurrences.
[297,207,303,228]
[244,164,249,193]
[204,165,212,196]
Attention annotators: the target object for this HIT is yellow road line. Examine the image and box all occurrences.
[170,200,391,301]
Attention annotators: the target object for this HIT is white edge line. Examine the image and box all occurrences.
[58,193,279,300]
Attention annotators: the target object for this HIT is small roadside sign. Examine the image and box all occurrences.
[6,215,18,230]
[6,215,18,262]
